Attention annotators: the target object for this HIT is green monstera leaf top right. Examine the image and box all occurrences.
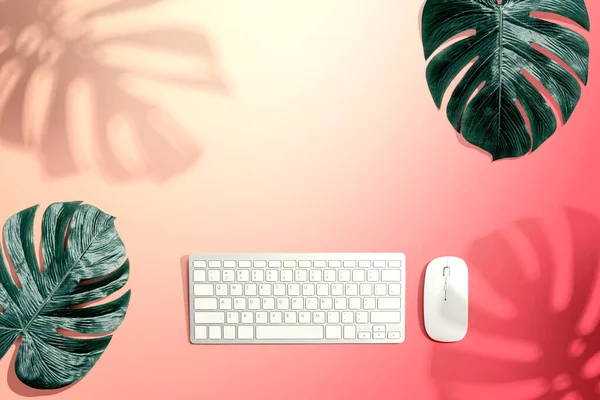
[422,0,590,160]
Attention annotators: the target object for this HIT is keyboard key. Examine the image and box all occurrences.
[237,270,250,282]
[267,270,279,282]
[389,283,402,295]
[360,283,372,296]
[306,298,318,310]
[374,283,387,296]
[256,326,324,340]
[312,260,325,268]
[295,270,307,282]
[326,326,342,339]
[222,271,235,282]
[256,312,268,323]
[329,260,341,268]
[331,284,343,296]
[389,260,402,268]
[344,325,356,339]
[227,312,239,324]
[209,326,221,339]
[288,284,300,296]
[268,260,282,268]
[230,284,243,296]
[208,270,221,282]
[346,283,358,296]
[238,260,252,268]
[252,270,264,282]
[194,326,207,339]
[300,260,313,268]
[388,332,401,339]
[349,298,361,310]
[238,326,254,339]
[382,269,401,282]
[352,269,365,282]
[327,311,340,323]
[245,284,257,296]
[274,283,286,296]
[302,284,315,296]
[373,260,386,268]
[193,261,207,269]
[364,298,376,310]
[219,298,232,310]
[342,311,354,323]
[338,270,350,282]
[358,260,371,268]
[291,298,304,309]
[195,298,217,310]
[270,311,282,323]
[241,312,253,324]
[215,284,228,296]
[262,298,275,309]
[277,298,290,310]
[370,311,401,323]
[284,311,297,323]
[373,332,386,339]
[299,312,311,323]
[196,312,224,324]
[324,270,336,282]
[317,283,329,296]
[193,270,206,282]
[378,298,401,310]
[356,312,368,324]
[283,260,296,268]
[358,331,371,339]
[224,261,237,268]
[343,260,357,268]
[309,270,322,282]
[313,311,325,323]
[248,298,260,310]
[259,284,271,296]
[373,325,386,332]
[320,298,333,310]
[367,270,379,282]
[280,270,293,282]
[208,261,221,268]
[254,260,266,268]
[334,298,347,310]
[194,284,213,296]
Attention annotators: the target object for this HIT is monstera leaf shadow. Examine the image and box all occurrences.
[430,208,600,400]
[0,0,226,182]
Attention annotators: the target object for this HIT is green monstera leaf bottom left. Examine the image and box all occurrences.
[0,202,130,390]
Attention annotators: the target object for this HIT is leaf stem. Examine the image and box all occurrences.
[497,4,504,135]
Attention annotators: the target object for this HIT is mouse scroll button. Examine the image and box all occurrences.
[443,267,450,277]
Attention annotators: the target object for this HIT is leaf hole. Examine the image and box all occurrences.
[530,11,589,35]
[514,99,533,144]
[56,327,110,339]
[466,81,486,110]
[426,29,476,63]
[530,42,585,87]
[520,68,563,125]
[442,56,479,112]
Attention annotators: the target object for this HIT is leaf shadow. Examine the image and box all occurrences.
[0,0,227,183]
[430,208,600,399]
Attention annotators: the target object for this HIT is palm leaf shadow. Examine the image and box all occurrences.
[0,0,225,182]
[431,208,600,399]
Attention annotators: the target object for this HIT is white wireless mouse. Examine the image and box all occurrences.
[424,256,468,342]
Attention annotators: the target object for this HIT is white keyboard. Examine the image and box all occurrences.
[188,253,405,344]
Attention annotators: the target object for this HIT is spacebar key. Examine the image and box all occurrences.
[256,326,324,340]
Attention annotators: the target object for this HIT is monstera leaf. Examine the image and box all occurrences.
[422,0,590,160]
[0,202,130,390]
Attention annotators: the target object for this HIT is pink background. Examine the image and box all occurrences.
[1,0,600,399]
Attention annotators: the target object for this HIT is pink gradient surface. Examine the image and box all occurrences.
[1,1,600,399]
